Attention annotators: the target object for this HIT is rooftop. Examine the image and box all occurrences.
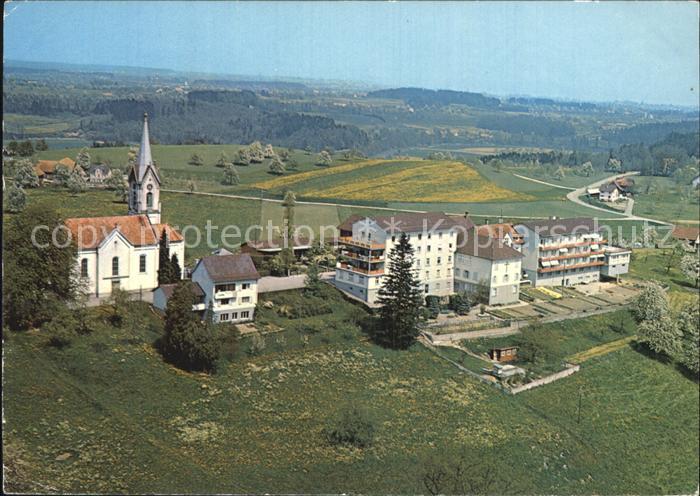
[197,253,260,282]
[155,281,205,299]
[65,215,182,249]
[518,217,598,237]
[672,225,700,240]
[456,231,523,261]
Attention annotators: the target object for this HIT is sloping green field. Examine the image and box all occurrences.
[3,300,698,494]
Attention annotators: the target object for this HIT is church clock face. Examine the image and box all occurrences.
[147,184,153,191]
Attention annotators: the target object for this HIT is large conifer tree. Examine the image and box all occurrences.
[157,231,177,284]
[376,232,423,349]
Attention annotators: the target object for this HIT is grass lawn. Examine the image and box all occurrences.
[504,166,613,189]
[632,176,700,223]
[3,298,698,494]
[628,248,699,293]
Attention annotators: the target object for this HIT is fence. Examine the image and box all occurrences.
[508,364,580,395]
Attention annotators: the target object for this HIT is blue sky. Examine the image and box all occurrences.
[4,1,699,106]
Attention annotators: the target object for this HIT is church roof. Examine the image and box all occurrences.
[133,113,161,184]
[65,214,182,250]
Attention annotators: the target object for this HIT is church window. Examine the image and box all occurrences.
[112,256,119,276]
[139,254,147,273]
[81,258,89,277]
[146,192,153,208]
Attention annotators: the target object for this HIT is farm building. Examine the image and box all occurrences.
[489,346,518,362]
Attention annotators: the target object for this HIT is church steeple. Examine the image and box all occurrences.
[128,113,161,224]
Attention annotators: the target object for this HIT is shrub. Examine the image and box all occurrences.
[43,308,78,348]
[425,295,441,319]
[323,406,375,448]
[448,292,471,315]
[247,333,266,356]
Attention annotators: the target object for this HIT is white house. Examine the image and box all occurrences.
[87,164,113,185]
[599,181,624,202]
[65,215,185,297]
[454,231,523,305]
[334,213,473,304]
[190,253,260,323]
[600,246,631,280]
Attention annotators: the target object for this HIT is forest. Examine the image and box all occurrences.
[3,61,698,155]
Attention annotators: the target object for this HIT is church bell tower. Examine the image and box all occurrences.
[128,113,162,224]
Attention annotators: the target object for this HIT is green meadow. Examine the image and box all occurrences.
[3,293,698,494]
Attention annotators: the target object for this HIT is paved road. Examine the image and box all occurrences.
[512,173,576,191]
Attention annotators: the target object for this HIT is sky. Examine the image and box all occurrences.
[4,1,700,106]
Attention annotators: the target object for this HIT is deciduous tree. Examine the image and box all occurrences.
[631,281,669,323]
[76,147,91,171]
[222,164,240,185]
[188,153,204,166]
[13,159,39,188]
[680,253,700,287]
[6,184,27,213]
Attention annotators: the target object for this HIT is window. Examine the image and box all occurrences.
[146,192,153,208]
[449,243,453,249]
[418,234,422,240]
[241,311,250,319]
[242,296,251,303]
[220,299,230,305]
[391,236,396,242]
[427,245,431,252]
[491,288,498,296]
[139,254,147,273]
[425,258,430,266]
[111,280,120,292]
[436,269,441,277]
[424,284,429,293]
[242,283,250,290]
[435,282,440,289]
[427,233,431,239]
[219,313,230,322]
[503,274,509,282]
[439,233,443,239]
[112,256,119,276]
[81,258,89,277]
[215,283,236,292]
[512,285,518,294]
[492,275,497,283]
[448,255,452,262]
[437,257,442,264]
[425,271,429,279]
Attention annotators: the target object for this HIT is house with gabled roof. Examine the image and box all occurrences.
[190,252,260,323]
[454,230,523,305]
[65,214,184,297]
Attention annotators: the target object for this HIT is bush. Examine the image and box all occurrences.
[323,406,375,448]
[448,292,471,315]
[43,308,78,348]
[425,295,441,319]
[247,333,266,356]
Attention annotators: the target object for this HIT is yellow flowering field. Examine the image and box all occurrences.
[254,159,529,202]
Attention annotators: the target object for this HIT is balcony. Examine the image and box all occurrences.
[538,261,605,273]
[539,239,608,251]
[336,262,385,276]
[540,250,606,262]
[192,303,206,311]
[214,290,236,299]
[339,236,385,250]
[341,251,385,263]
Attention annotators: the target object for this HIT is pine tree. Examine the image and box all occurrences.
[158,231,176,285]
[170,253,182,280]
[376,233,423,349]
[162,282,220,372]
[304,262,323,296]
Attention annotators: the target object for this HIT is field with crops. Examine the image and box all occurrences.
[254,159,529,203]
[3,297,698,494]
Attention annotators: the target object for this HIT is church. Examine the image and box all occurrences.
[65,114,185,298]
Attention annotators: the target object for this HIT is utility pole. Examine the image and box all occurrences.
[577,387,583,424]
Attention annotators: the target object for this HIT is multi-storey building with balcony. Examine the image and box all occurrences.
[334,213,472,304]
[601,246,631,280]
[190,252,260,323]
[515,218,608,287]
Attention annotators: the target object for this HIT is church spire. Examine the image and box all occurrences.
[137,112,153,173]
